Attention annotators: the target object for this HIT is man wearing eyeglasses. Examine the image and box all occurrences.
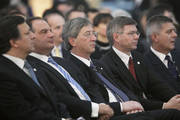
[62,17,180,120]
[100,16,180,112]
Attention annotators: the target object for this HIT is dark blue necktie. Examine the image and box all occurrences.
[48,57,91,101]
[165,55,178,79]
[90,62,129,102]
[24,61,42,88]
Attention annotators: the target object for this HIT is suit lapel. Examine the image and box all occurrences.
[110,50,138,86]
[2,56,46,96]
[147,50,173,77]
[27,56,79,97]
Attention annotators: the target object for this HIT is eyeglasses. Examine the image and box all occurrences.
[117,31,140,37]
[83,31,98,38]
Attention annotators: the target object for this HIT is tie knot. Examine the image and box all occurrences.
[90,62,97,71]
[48,57,55,63]
[129,57,133,63]
[24,61,31,69]
[165,55,171,61]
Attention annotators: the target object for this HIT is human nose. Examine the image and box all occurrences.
[48,31,54,38]
[30,31,35,40]
[172,30,177,38]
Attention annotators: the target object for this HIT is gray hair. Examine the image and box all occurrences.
[107,16,137,45]
[146,15,173,44]
[62,17,91,50]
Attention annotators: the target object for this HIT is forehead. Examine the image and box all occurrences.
[79,25,93,33]
[47,14,65,25]
[161,22,175,30]
[69,11,86,19]
[122,24,137,32]
[32,19,50,32]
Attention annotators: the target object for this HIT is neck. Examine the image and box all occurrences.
[113,44,131,56]
[98,35,109,43]
[54,41,62,47]
[6,49,28,60]
[33,48,52,56]
[152,45,169,55]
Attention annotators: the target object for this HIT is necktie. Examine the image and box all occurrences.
[129,57,137,80]
[165,55,178,79]
[24,61,42,87]
[55,47,62,58]
[48,57,91,101]
[90,63,129,102]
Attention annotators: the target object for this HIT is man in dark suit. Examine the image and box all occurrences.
[26,17,116,120]
[99,16,180,111]
[61,17,180,120]
[0,15,71,120]
[144,15,180,92]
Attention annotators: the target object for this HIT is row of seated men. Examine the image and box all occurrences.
[0,14,180,120]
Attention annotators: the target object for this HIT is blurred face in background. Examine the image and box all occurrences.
[47,14,65,46]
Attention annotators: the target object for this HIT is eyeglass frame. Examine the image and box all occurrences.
[116,31,140,37]
[82,31,98,38]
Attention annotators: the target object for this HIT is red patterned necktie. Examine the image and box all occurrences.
[128,57,137,80]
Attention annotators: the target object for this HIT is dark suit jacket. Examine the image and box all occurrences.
[0,55,69,120]
[144,49,180,92]
[26,55,155,120]
[100,49,177,110]
[27,55,95,119]
[67,54,140,115]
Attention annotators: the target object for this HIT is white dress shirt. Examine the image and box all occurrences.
[113,46,131,69]
[71,53,123,111]
[29,52,99,117]
[151,47,172,68]
[2,54,30,76]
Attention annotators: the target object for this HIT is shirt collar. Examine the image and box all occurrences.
[71,53,91,67]
[151,47,172,62]
[112,46,131,67]
[3,54,25,69]
[29,52,49,63]
[52,44,62,51]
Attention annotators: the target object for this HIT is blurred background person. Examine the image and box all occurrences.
[91,13,113,60]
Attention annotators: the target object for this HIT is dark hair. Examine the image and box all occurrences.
[65,8,86,21]
[93,13,113,27]
[146,3,173,21]
[87,8,98,13]
[42,8,64,19]
[0,15,25,54]
[53,0,73,10]
[107,16,137,45]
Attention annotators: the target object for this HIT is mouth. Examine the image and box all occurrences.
[170,40,175,44]
[48,39,54,44]
[90,43,96,48]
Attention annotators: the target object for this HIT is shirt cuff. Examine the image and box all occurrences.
[120,102,123,112]
[91,102,99,117]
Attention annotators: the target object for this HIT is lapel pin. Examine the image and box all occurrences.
[33,68,37,71]
[137,61,140,64]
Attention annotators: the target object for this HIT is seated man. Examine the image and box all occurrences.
[0,15,71,120]
[99,16,180,111]
[61,17,180,120]
[144,15,180,92]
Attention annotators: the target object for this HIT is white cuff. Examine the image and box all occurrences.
[91,102,99,117]
[120,102,123,112]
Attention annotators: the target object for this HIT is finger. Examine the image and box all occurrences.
[126,112,131,115]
